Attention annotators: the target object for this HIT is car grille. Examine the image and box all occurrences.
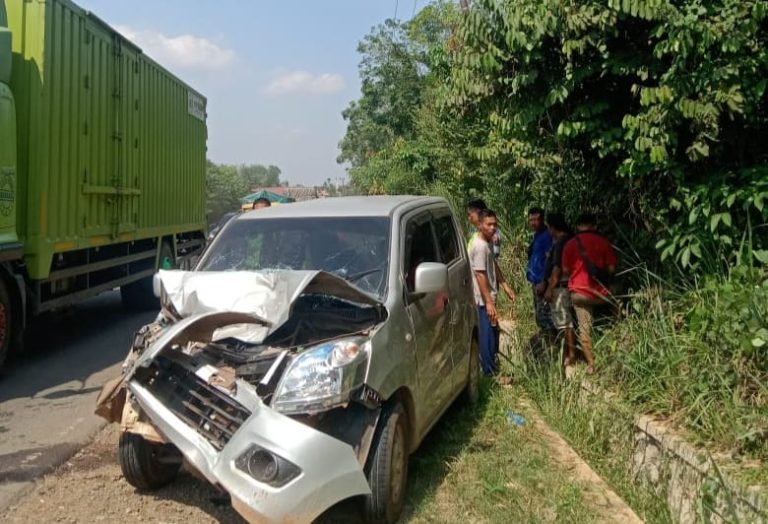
[138,355,252,450]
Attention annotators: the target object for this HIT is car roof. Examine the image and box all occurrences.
[236,195,448,220]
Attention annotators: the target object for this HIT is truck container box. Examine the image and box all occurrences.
[6,0,207,279]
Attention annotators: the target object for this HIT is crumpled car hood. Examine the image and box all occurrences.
[158,269,383,343]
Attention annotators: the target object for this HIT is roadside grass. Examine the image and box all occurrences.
[403,381,599,523]
[522,360,673,524]
[495,271,674,522]
[502,260,767,522]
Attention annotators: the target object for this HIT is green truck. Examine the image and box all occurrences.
[0,0,208,367]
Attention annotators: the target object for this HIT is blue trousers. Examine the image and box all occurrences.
[478,306,500,375]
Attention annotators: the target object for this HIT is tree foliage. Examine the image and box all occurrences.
[206,161,282,224]
[340,0,768,272]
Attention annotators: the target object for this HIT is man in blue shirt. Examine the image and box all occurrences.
[526,207,554,334]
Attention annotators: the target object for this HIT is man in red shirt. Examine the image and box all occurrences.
[562,214,617,374]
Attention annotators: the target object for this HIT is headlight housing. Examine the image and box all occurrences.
[271,337,370,415]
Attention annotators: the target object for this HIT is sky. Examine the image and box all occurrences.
[77,1,416,187]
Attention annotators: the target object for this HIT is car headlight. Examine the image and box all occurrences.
[271,337,370,415]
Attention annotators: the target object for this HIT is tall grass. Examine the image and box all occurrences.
[595,263,768,462]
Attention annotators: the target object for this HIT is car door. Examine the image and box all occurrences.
[401,211,454,428]
[431,208,474,395]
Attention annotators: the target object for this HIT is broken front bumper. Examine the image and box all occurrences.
[128,378,371,523]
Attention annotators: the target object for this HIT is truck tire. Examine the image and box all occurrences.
[121,242,175,311]
[0,279,12,370]
[364,403,409,524]
[118,432,181,490]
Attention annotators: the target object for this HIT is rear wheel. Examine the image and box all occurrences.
[0,279,12,370]
[364,403,409,524]
[118,432,181,490]
[121,242,174,311]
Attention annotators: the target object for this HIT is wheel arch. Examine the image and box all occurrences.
[386,387,416,453]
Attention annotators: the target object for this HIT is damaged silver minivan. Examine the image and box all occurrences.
[96,196,480,523]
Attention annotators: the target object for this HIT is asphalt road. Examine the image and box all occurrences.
[0,292,156,512]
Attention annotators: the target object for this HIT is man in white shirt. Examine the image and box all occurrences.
[470,209,515,375]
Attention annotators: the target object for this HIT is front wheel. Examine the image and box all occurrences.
[364,403,409,524]
[118,432,181,490]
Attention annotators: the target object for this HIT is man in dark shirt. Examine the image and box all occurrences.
[543,213,576,366]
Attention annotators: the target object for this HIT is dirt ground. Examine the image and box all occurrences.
[3,424,247,524]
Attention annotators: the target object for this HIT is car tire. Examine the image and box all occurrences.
[121,242,174,311]
[118,432,181,490]
[364,403,409,524]
[462,336,481,405]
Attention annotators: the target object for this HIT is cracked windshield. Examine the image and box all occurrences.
[199,217,390,298]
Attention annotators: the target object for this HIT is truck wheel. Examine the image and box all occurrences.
[0,279,12,369]
[121,242,175,311]
[364,403,408,524]
[118,432,181,490]
[462,336,481,405]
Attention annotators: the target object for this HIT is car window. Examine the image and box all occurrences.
[403,214,438,292]
[198,217,391,299]
[432,212,460,264]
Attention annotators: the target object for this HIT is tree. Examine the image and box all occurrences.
[340,0,768,270]
[440,0,768,268]
[206,161,283,224]
[338,2,460,194]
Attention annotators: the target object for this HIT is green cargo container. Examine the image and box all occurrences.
[0,0,207,366]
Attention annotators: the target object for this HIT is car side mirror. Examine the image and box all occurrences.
[153,273,162,299]
[409,262,448,301]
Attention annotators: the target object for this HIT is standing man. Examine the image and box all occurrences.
[466,198,502,258]
[562,214,617,374]
[543,213,576,366]
[526,207,554,336]
[470,209,515,375]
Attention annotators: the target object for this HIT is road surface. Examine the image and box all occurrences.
[0,292,156,512]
